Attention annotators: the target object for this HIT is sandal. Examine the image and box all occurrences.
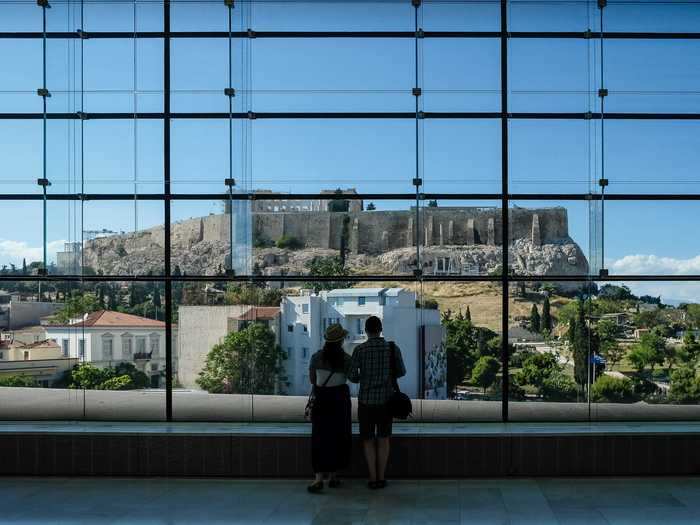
[307,481,324,494]
[328,478,342,489]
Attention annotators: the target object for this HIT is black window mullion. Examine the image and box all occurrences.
[163,0,173,423]
[500,0,510,423]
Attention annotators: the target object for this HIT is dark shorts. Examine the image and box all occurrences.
[358,402,393,439]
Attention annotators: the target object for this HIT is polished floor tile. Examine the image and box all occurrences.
[2,477,700,524]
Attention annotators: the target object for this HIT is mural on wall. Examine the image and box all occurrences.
[423,325,447,400]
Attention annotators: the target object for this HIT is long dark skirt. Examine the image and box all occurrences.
[311,384,352,473]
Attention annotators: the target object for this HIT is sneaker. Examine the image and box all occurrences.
[368,481,380,490]
[376,480,387,489]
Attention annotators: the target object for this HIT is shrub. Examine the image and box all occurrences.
[669,366,700,404]
[100,375,134,390]
[541,372,578,402]
[275,235,303,250]
[253,232,274,249]
[0,375,39,388]
[416,298,439,310]
[591,375,638,403]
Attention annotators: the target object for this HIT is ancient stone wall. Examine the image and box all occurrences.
[251,207,570,254]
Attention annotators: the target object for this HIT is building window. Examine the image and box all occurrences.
[122,335,133,358]
[357,318,365,336]
[151,363,159,372]
[358,297,366,306]
[287,324,294,332]
[287,347,293,358]
[78,339,85,359]
[0,351,3,360]
[302,304,309,314]
[23,351,29,361]
[303,347,309,359]
[61,339,69,358]
[102,336,114,361]
[136,337,146,355]
[149,334,160,357]
[303,324,308,332]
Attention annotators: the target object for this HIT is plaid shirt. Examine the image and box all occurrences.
[348,337,406,405]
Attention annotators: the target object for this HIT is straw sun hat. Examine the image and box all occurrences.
[324,323,348,343]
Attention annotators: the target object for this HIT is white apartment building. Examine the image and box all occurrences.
[45,310,175,388]
[280,288,445,399]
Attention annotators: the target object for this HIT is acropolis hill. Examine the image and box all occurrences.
[82,206,589,280]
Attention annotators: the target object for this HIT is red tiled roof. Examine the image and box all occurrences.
[58,310,166,329]
[234,307,280,321]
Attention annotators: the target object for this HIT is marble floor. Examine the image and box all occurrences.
[2,477,700,524]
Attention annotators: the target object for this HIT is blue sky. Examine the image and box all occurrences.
[1,1,700,300]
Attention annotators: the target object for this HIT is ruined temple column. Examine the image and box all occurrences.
[448,220,454,244]
[439,224,444,247]
[426,215,434,246]
[407,217,414,247]
[350,218,359,255]
[531,213,542,246]
[466,219,475,245]
[381,231,389,252]
[424,227,429,248]
[487,218,495,246]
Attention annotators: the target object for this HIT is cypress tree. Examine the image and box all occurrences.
[541,295,552,334]
[530,304,541,333]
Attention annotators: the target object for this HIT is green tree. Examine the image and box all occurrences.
[530,304,541,333]
[683,304,700,329]
[304,256,351,292]
[591,375,637,403]
[53,292,101,323]
[427,200,438,207]
[600,340,625,371]
[197,323,286,394]
[471,356,500,394]
[366,202,376,211]
[678,333,700,366]
[628,331,666,376]
[571,298,596,389]
[465,306,471,322]
[541,295,552,334]
[22,258,27,274]
[67,363,109,389]
[669,366,700,404]
[541,371,578,402]
[100,375,135,390]
[516,352,559,391]
[225,284,283,307]
[443,313,497,394]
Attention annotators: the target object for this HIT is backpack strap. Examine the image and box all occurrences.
[389,341,401,393]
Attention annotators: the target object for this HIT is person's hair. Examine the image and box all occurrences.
[322,339,345,370]
[365,316,382,335]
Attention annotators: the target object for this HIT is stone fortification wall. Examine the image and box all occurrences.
[251,207,570,254]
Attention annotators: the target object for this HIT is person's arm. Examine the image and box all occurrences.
[348,347,361,383]
[393,344,407,378]
[309,354,317,390]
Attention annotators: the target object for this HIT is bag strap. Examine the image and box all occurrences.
[389,341,401,393]
[319,369,336,388]
[307,369,335,405]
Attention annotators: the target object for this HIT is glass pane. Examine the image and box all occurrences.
[423,38,500,112]
[590,281,700,420]
[170,199,251,277]
[83,1,163,32]
[509,39,597,113]
[605,201,698,278]
[605,120,700,194]
[0,2,43,32]
[252,119,415,193]
[417,280,503,422]
[423,119,501,194]
[606,1,700,33]
[0,280,86,420]
[509,119,601,194]
[422,1,500,31]
[171,38,245,114]
[508,280,595,422]
[509,1,599,32]
[171,1,243,32]
[508,200,595,280]
[81,201,165,276]
[0,120,43,194]
[251,38,413,112]
[418,199,502,278]
[252,1,414,31]
[605,40,700,114]
[0,39,43,113]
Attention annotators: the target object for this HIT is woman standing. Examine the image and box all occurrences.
[307,324,352,493]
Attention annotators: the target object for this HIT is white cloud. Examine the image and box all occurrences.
[610,254,700,276]
[0,239,67,268]
[609,254,700,303]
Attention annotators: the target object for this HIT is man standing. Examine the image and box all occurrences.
[349,316,406,489]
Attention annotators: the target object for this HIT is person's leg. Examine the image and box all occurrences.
[376,437,390,482]
[363,439,378,482]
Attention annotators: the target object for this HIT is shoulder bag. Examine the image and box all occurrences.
[387,341,412,420]
[304,369,335,421]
